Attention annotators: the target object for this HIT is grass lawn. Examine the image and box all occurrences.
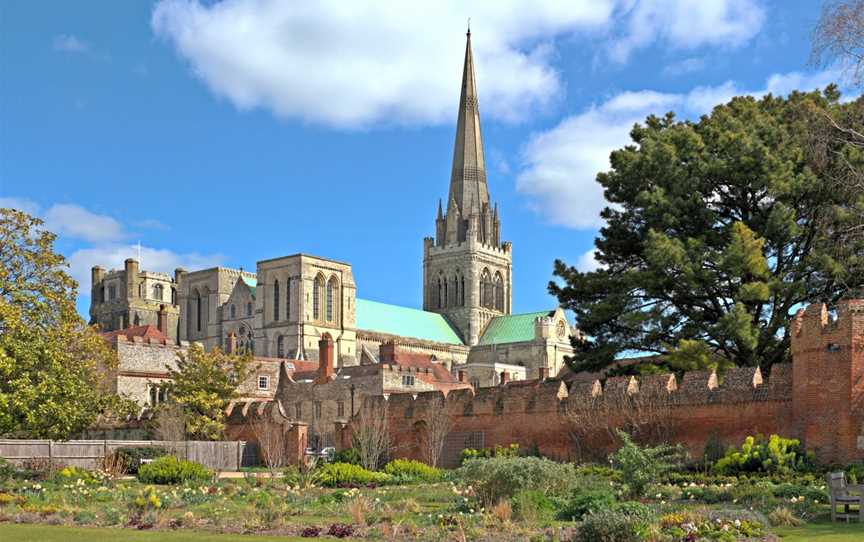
[775,521,864,541]
[0,523,306,542]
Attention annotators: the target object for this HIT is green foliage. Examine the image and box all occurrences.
[557,488,616,521]
[714,434,811,475]
[383,459,442,482]
[331,447,361,466]
[703,433,727,466]
[0,458,18,481]
[846,463,864,484]
[550,90,864,372]
[115,447,171,475]
[511,490,557,523]
[610,431,685,497]
[457,456,577,505]
[162,344,253,440]
[136,456,212,485]
[460,443,520,463]
[130,486,161,515]
[317,462,391,487]
[575,507,649,542]
[0,208,135,439]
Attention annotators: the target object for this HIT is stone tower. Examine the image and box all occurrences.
[423,29,513,346]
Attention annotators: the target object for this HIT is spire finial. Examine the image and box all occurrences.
[467,18,471,37]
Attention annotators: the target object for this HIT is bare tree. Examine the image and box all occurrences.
[352,399,390,471]
[419,395,453,467]
[811,1,864,88]
[153,402,187,441]
[566,384,676,461]
[248,415,288,475]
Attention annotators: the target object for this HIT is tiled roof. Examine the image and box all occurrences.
[355,298,463,345]
[101,325,169,344]
[241,276,257,299]
[478,310,553,345]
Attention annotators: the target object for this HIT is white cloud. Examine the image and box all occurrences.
[53,34,90,54]
[608,0,765,63]
[662,57,707,77]
[67,244,223,292]
[577,249,603,272]
[516,68,844,230]
[0,196,41,216]
[150,0,764,128]
[43,204,125,243]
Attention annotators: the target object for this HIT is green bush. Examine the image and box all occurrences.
[610,431,685,497]
[557,488,616,521]
[115,447,171,475]
[460,443,520,463]
[714,435,811,475]
[0,458,18,481]
[332,448,361,466]
[511,490,557,523]
[457,456,577,505]
[575,508,648,542]
[383,459,442,482]
[317,462,391,487]
[846,463,864,484]
[136,456,212,485]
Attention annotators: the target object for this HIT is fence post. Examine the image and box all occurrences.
[103,440,108,461]
[48,440,53,463]
[236,442,241,471]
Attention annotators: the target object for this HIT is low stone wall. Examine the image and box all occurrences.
[0,439,255,471]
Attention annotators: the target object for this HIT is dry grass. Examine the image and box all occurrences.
[490,499,512,523]
[768,507,804,527]
[347,495,372,526]
[101,453,128,479]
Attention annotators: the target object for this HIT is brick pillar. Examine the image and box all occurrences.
[125,258,139,299]
[316,334,334,384]
[286,422,308,466]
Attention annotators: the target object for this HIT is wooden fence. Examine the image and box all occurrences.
[0,439,258,471]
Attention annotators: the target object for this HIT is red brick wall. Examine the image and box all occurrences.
[342,300,864,467]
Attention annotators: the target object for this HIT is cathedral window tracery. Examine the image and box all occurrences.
[152,283,163,301]
[313,274,324,320]
[273,279,280,321]
[230,304,236,319]
[326,276,338,322]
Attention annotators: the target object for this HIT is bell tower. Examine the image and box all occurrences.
[423,29,513,345]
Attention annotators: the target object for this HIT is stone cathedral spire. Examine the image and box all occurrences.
[423,29,512,346]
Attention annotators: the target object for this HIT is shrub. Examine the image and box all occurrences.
[610,431,685,497]
[557,488,616,521]
[846,463,864,484]
[457,456,577,505]
[714,435,811,475]
[511,490,556,523]
[575,508,648,542]
[137,456,212,485]
[460,443,520,463]
[332,448,361,465]
[115,447,171,475]
[383,459,442,482]
[0,458,18,481]
[317,462,391,487]
[327,523,354,538]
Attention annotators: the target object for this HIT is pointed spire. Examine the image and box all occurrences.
[437,198,444,220]
[447,28,488,218]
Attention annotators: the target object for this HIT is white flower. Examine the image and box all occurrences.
[734,519,741,527]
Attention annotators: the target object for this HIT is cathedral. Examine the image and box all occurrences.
[89,31,577,390]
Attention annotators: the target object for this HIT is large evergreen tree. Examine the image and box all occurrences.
[551,89,864,373]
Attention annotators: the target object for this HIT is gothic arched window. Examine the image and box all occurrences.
[193,289,202,332]
[277,335,285,358]
[273,279,280,321]
[246,302,252,317]
[313,274,324,320]
[442,278,448,308]
[494,272,504,311]
[460,276,466,306]
[152,284,163,301]
[230,304,236,319]
[480,269,492,309]
[326,276,338,322]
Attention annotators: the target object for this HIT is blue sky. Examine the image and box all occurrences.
[0,1,843,319]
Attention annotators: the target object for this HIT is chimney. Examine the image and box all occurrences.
[500,371,510,385]
[226,332,237,354]
[379,341,396,363]
[538,367,549,380]
[316,334,335,384]
[157,305,168,336]
[458,370,467,383]
[125,258,139,299]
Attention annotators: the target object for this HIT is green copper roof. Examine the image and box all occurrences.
[356,298,463,345]
[478,310,554,345]
[241,276,257,299]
